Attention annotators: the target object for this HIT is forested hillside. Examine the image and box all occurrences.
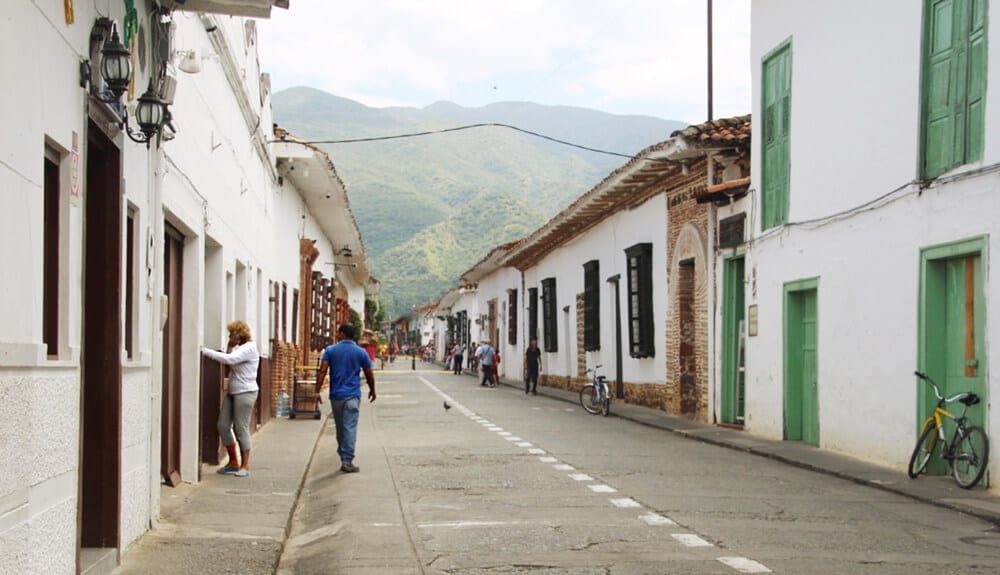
[272,87,684,314]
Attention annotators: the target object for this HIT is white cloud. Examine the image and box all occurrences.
[257,0,750,122]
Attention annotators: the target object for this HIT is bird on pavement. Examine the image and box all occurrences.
[443,401,451,411]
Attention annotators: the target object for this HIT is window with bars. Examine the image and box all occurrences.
[507,289,518,345]
[528,287,539,342]
[583,260,600,351]
[541,278,558,352]
[626,243,654,358]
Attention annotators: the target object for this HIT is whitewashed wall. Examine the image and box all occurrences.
[473,267,523,380]
[0,1,163,571]
[522,194,668,384]
[748,0,1000,471]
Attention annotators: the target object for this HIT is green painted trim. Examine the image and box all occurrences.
[762,35,793,63]
[721,254,746,424]
[917,235,988,435]
[783,277,819,443]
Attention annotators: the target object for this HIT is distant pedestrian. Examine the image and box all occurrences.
[475,341,497,387]
[524,338,542,395]
[315,324,377,473]
[453,343,464,375]
[202,320,260,478]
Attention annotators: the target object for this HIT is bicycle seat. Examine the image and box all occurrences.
[960,393,981,406]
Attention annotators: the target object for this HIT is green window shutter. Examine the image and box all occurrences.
[762,43,791,230]
[922,0,988,179]
[966,0,988,163]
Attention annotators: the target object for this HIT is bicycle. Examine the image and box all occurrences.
[580,365,611,416]
[907,371,990,489]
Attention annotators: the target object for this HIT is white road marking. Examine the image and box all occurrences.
[504,437,521,441]
[553,464,574,471]
[569,473,593,481]
[516,442,533,447]
[497,431,512,436]
[639,512,676,526]
[672,534,713,547]
[588,484,617,493]
[417,521,522,529]
[716,557,772,573]
[538,456,558,463]
[527,448,546,454]
[609,498,641,508]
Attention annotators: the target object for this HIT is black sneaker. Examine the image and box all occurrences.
[340,462,359,473]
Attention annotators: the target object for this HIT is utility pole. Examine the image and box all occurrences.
[707,0,714,121]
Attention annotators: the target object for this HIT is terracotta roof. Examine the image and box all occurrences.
[670,114,751,147]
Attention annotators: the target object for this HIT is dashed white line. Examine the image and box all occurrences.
[527,448,546,454]
[639,512,676,526]
[588,484,617,493]
[497,431,512,436]
[516,442,533,447]
[716,557,772,573]
[538,456,558,463]
[672,534,713,548]
[609,498,641,508]
[552,464,574,471]
[569,473,594,481]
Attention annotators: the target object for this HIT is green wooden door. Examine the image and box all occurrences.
[784,281,819,446]
[722,256,746,424]
[920,239,987,476]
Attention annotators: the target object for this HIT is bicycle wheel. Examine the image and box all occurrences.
[601,386,611,417]
[907,422,937,478]
[952,425,989,489]
[579,384,601,414]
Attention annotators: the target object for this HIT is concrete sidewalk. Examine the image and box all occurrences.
[114,363,1000,574]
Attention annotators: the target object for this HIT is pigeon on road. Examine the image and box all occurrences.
[443,401,451,411]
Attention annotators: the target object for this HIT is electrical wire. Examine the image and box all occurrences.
[271,122,676,163]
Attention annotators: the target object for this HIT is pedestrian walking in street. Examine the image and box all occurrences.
[201,320,260,478]
[315,323,377,473]
[524,338,542,395]
[475,341,497,387]
[453,343,464,375]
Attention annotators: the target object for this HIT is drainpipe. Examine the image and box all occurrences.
[607,274,624,399]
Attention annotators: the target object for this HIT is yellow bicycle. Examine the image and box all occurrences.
[907,371,989,489]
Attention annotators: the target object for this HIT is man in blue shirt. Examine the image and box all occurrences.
[314,324,376,473]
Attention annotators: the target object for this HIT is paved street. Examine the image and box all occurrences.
[277,364,1000,574]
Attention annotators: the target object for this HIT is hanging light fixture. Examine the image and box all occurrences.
[82,17,170,148]
[98,24,131,101]
[125,79,167,148]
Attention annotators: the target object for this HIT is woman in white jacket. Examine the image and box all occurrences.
[201,320,260,477]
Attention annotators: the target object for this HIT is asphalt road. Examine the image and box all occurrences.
[278,366,1000,574]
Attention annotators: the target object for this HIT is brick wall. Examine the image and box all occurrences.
[664,167,711,422]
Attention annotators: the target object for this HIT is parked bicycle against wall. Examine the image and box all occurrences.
[908,371,990,489]
[580,365,611,416]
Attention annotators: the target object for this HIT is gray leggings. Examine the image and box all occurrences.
[218,391,258,451]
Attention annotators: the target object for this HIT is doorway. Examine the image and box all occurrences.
[721,256,746,424]
[919,238,987,476]
[161,223,184,486]
[79,120,123,549]
[784,279,819,446]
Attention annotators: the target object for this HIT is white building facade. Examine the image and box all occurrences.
[747,0,998,481]
[0,2,370,573]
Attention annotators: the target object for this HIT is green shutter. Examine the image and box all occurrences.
[762,43,791,230]
[922,0,988,179]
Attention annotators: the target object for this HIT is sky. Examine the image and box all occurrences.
[256,0,750,124]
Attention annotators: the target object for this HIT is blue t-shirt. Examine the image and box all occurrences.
[321,340,373,400]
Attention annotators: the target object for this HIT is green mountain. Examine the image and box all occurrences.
[271,87,685,315]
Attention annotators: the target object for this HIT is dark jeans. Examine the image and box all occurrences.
[480,364,495,386]
[453,354,463,374]
[525,371,538,393]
